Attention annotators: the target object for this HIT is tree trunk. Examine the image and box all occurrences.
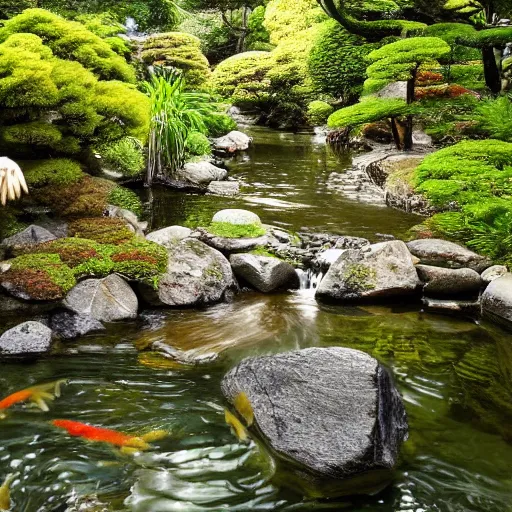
[482,46,502,94]
[390,117,413,151]
[236,7,249,53]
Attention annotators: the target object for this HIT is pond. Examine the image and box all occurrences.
[1,128,511,511]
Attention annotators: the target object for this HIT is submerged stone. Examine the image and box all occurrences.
[51,311,105,339]
[416,265,482,297]
[0,321,53,356]
[221,347,408,497]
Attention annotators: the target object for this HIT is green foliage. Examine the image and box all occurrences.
[473,95,512,142]
[363,37,451,94]
[250,246,277,258]
[204,112,237,137]
[22,159,84,187]
[186,131,212,157]
[309,19,372,101]
[328,97,409,128]
[0,9,135,82]
[211,51,273,108]
[141,32,211,88]
[108,187,143,216]
[414,140,512,263]
[0,206,28,239]
[423,23,480,64]
[143,69,218,183]
[208,221,266,238]
[0,0,37,19]
[457,27,512,48]
[307,100,334,125]
[98,137,145,178]
[449,63,485,89]
[246,6,271,50]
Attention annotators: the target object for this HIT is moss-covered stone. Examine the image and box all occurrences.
[208,222,266,239]
[68,218,135,245]
[0,253,76,300]
[342,264,377,292]
[22,159,84,188]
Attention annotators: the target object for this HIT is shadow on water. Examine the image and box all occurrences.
[1,129,511,511]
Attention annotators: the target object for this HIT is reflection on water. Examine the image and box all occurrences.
[1,290,512,511]
[141,127,420,239]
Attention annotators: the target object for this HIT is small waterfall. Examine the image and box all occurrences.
[296,268,324,291]
[125,17,139,37]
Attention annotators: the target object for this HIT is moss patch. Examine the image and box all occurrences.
[0,253,76,300]
[343,264,377,292]
[208,222,266,239]
[68,218,135,245]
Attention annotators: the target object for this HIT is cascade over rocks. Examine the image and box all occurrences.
[63,274,138,322]
[407,239,492,273]
[138,239,235,307]
[0,321,53,356]
[229,254,300,292]
[481,273,512,326]
[221,347,408,496]
[316,240,420,301]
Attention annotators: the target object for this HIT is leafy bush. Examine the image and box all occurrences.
[246,6,271,51]
[309,19,372,101]
[473,95,512,142]
[449,63,485,90]
[204,113,237,137]
[186,132,211,157]
[423,23,480,64]
[307,100,334,125]
[0,9,135,82]
[108,187,143,216]
[98,137,145,178]
[141,32,211,88]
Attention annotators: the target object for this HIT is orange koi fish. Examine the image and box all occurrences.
[51,420,167,453]
[0,380,67,417]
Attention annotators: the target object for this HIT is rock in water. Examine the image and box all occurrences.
[230,254,300,292]
[51,311,105,339]
[221,347,408,497]
[63,274,138,322]
[0,321,53,355]
[316,240,420,301]
[481,273,512,327]
[146,226,192,248]
[212,209,261,226]
[416,265,482,296]
[407,239,491,272]
[138,239,235,307]
[481,265,508,285]
[213,131,252,153]
[174,162,227,188]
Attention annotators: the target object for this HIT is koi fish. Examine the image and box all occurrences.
[233,392,254,427]
[0,380,67,417]
[51,420,167,454]
[0,474,14,511]
[224,409,249,442]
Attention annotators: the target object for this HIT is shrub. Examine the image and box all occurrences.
[0,9,135,82]
[415,84,475,100]
[208,222,266,238]
[186,131,211,157]
[98,138,145,178]
[423,23,480,64]
[473,95,512,142]
[141,32,210,88]
[108,187,143,216]
[309,19,372,101]
[68,217,135,245]
[449,63,485,90]
[246,6,271,51]
[0,253,76,300]
[307,100,334,126]
[204,113,237,137]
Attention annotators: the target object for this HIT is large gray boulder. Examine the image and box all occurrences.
[416,265,482,296]
[213,130,252,153]
[229,253,300,292]
[481,273,512,326]
[174,161,227,188]
[0,321,53,355]
[63,274,138,322]
[206,180,240,196]
[1,225,56,255]
[139,239,235,307]
[212,209,261,226]
[51,311,105,340]
[221,347,408,495]
[481,265,508,285]
[316,240,420,301]
[407,239,491,272]
[146,226,192,249]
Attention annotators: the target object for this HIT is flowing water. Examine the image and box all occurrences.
[1,128,512,511]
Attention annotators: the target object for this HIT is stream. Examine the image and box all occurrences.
[1,128,512,511]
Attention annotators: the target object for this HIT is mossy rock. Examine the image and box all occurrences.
[208,222,266,239]
[22,159,84,188]
[68,218,135,245]
[0,253,76,301]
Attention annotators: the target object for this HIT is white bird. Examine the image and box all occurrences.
[0,157,29,206]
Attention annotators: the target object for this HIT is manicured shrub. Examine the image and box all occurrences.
[449,63,485,90]
[473,95,512,142]
[204,113,237,137]
[415,84,475,100]
[186,132,211,157]
[246,6,271,51]
[307,100,334,125]
[141,32,211,88]
[68,217,135,245]
[309,19,372,101]
[0,253,76,300]
[423,23,480,64]
[97,137,145,178]
[0,9,135,82]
